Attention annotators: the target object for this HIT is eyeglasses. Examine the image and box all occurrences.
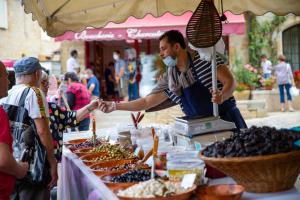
[41,79,49,87]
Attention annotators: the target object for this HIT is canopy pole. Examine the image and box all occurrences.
[212,45,219,117]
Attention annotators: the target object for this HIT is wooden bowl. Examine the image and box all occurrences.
[79,152,108,166]
[74,147,94,157]
[90,159,140,176]
[116,182,197,200]
[100,171,139,189]
[64,138,87,147]
[197,184,244,200]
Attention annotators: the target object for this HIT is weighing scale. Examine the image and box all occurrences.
[172,115,235,150]
[174,116,236,138]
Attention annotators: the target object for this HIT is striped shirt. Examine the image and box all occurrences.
[152,52,226,110]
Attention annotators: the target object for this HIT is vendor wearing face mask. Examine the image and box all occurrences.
[100,30,247,129]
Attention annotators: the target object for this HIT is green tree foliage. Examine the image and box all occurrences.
[248,14,286,66]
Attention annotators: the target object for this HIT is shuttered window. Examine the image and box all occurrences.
[283,25,300,71]
[0,0,8,29]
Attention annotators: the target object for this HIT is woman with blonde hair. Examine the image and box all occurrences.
[274,55,295,112]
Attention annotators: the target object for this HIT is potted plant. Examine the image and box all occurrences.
[260,76,276,90]
[294,70,300,89]
[232,59,260,100]
[233,83,251,100]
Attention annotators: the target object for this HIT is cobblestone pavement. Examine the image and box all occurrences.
[94,110,300,129]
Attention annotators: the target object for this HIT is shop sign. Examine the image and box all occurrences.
[57,27,186,41]
[127,28,164,39]
[73,28,175,41]
[74,30,115,40]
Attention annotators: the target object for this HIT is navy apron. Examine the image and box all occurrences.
[179,56,247,130]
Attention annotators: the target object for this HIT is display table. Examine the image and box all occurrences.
[61,128,300,200]
[61,129,119,200]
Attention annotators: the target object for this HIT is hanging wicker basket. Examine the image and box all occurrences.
[186,0,222,48]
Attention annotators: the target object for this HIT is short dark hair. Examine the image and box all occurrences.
[70,50,78,57]
[64,72,79,82]
[261,54,267,59]
[113,50,121,55]
[159,30,186,49]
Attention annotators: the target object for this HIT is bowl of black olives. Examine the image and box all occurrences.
[100,169,152,188]
[199,126,300,193]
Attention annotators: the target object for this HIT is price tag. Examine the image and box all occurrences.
[181,174,196,189]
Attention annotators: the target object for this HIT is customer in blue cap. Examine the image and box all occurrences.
[0,57,57,200]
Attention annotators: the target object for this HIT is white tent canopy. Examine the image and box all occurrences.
[22,0,300,37]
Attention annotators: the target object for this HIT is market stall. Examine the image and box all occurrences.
[20,1,300,199]
[62,125,300,200]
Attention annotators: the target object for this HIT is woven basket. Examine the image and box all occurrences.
[199,150,300,193]
[186,0,222,48]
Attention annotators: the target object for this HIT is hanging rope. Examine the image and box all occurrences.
[219,0,228,23]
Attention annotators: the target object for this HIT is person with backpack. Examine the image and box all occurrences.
[0,57,57,200]
[274,54,295,112]
[0,61,29,200]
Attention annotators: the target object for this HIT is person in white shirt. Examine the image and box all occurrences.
[261,55,272,79]
[66,50,80,74]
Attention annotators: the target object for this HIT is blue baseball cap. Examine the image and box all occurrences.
[13,57,43,75]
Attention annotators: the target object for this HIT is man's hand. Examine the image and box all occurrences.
[16,162,29,179]
[211,89,224,104]
[88,98,101,111]
[98,101,116,113]
[48,159,58,190]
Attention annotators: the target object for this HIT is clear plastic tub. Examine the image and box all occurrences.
[167,160,204,184]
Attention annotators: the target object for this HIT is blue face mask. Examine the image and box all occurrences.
[163,56,177,67]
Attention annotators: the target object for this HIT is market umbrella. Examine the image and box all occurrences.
[22,0,300,37]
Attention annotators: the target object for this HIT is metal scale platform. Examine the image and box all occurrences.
[172,115,236,149]
[174,115,236,137]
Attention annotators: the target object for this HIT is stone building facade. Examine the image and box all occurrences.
[0,0,60,61]
[227,13,300,69]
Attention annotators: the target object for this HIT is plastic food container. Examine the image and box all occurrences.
[167,160,204,184]
[167,151,200,161]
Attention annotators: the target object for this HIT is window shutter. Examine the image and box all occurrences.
[0,0,8,29]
